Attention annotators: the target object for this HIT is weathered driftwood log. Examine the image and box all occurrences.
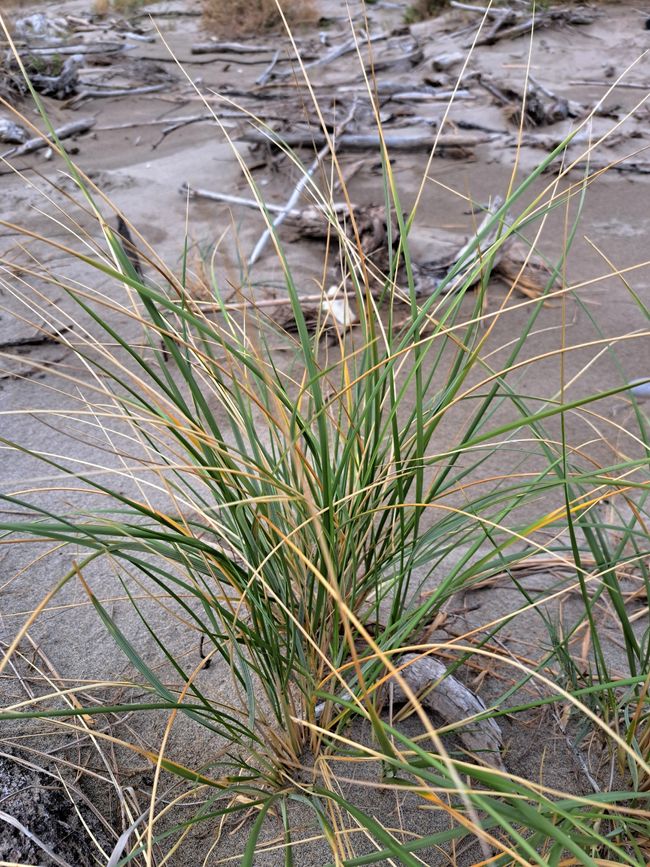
[464,5,599,47]
[413,207,557,300]
[13,12,69,39]
[494,239,557,298]
[413,199,506,295]
[30,53,82,100]
[71,83,167,103]
[315,652,505,770]
[191,40,275,55]
[239,128,494,153]
[478,75,571,127]
[393,653,505,770]
[370,44,423,72]
[271,31,388,80]
[0,117,28,144]
[19,43,125,55]
[2,117,95,158]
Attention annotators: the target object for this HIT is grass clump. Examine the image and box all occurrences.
[1,11,649,866]
[93,0,147,15]
[203,0,317,37]
[405,0,449,24]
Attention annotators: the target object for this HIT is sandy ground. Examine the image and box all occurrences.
[1,1,649,864]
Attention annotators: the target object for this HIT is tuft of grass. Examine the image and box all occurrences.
[0,8,649,866]
[93,0,147,15]
[203,0,318,38]
[404,0,449,24]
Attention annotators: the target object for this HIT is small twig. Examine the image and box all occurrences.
[95,110,248,131]
[152,116,221,148]
[569,80,648,90]
[551,705,602,793]
[256,48,281,86]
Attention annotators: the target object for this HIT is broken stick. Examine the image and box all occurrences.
[1,117,96,159]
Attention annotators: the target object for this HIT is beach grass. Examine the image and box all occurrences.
[0,6,649,864]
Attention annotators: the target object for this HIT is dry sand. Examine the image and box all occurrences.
[1,0,649,863]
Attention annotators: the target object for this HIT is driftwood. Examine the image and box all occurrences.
[413,202,557,300]
[431,52,464,72]
[393,653,504,769]
[119,32,156,43]
[30,54,82,100]
[413,198,506,296]
[493,239,556,299]
[0,117,28,144]
[95,109,251,133]
[569,79,647,91]
[1,117,95,159]
[256,48,281,86]
[370,43,423,72]
[478,75,570,127]
[19,43,125,56]
[14,13,69,39]
[151,115,223,148]
[341,205,400,278]
[181,183,396,290]
[183,184,555,304]
[191,186,397,279]
[191,41,275,55]
[315,652,504,770]
[249,142,331,265]
[239,128,494,152]
[248,100,358,266]
[181,184,354,237]
[560,160,650,176]
[181,184,293,213]
[70,83,167,103]
[465,5,599,47]
[389,89,471,103]
[274,286,357,341]
[272,31,388,79]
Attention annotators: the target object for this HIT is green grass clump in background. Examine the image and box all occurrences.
[404,0,448,24]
